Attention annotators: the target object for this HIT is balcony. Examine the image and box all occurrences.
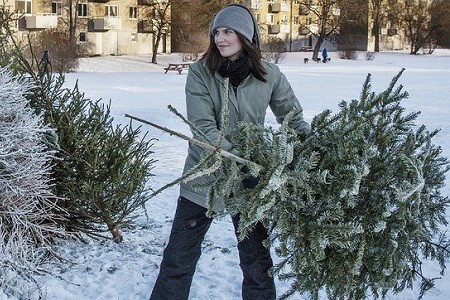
[25,14,58,29]
[268,25,280,34]
[269,3,281,13]
[300,7,309,15]
[138,20,153,33]
[88,0,110,3]
[91,17,122,31]
[138,0,155,5]
[299,27,310,35]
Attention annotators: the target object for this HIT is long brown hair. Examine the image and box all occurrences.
[200,32,267,83]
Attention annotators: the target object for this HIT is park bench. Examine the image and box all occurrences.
[299,46,313,52]
[163,63,191,74]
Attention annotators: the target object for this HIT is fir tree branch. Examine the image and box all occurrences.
[219,77,230,147]
[125,113,262,170]
[426,239,450,255]
[148,151,216,198]
[167,105,212,144]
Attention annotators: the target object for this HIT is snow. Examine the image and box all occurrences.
[8,50,450,299]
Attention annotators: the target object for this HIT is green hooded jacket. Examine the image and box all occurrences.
[179,60,310,212]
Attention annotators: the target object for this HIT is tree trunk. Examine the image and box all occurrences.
[373,23,380,52]
[151,34,162,64]
[107,222,123,243]
[312,36,324,61]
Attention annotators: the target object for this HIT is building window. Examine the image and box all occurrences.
[266,13,274,25]
[387,28,398,36]
[79,32,86,42]
[52,1,62,16]
[129,6,138,19]
[255,13,260,23]
[16,0,32,14]
[105,5,119,18]
[251,0,262,9]
[294,16,299,25]
[78,3,88,17]
[131,33,137,43]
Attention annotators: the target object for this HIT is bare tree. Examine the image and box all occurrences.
[42,0,80,43]
[64,0,79,42]
[188,0,231,33]
[368,0,399,52]
[337,0,369,52]
[171,0,230,54]
[429,0,450,50]
[298,0,361,60]
[402,0,446,54]
[143,0,171,64]
[369,0,383,52]
[367,0,406,52]
[403,0,429,54]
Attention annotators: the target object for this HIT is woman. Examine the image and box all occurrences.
[150,4,310,300]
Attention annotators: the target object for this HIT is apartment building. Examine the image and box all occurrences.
[5,0,170,56]
[244,0,339,51]
[5,0,428,57]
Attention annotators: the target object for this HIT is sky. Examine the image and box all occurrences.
[2,49,449,300]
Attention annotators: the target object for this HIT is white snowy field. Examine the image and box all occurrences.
[6,50,450,300]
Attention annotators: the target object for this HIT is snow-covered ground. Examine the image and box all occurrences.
[7,50,450,300]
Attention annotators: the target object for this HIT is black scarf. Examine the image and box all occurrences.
[218,57,250,87]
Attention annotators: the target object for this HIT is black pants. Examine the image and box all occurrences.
[150,196,275,300]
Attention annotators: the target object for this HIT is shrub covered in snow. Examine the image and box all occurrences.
[0,67,66,299]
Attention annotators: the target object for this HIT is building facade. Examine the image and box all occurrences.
[5,0,431,57]
[6,0,170,56]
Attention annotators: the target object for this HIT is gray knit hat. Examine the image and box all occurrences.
[211,4,255,43]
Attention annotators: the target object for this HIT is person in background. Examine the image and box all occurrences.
[149,4,310,300]
[39,50,52,73]
[322,48,328,63]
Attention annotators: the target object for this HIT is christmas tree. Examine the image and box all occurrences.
[147,71,449,299]
[28,76,156,242]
